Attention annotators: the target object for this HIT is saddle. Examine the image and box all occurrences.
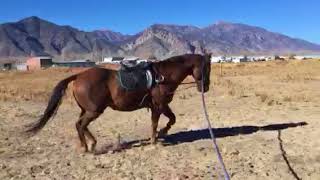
[117,61,154,91]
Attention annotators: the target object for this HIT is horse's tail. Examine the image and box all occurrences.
[25,74,77,135]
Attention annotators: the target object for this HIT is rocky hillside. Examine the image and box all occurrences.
[122,22,320,58]
[0,17,319,61]
[0,16,124,61]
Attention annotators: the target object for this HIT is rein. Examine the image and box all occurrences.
[200,61,230,180]
[180,81,196,85]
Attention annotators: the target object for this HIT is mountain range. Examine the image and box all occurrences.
[0,16,319,62]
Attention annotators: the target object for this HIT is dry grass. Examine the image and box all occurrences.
[211,59,320,78]
[0,59,319,104]
[0,68,75,102]
[1,59,320,179]
[210,59,320,104]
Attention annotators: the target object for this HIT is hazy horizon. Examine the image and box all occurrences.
[0,0,319,44]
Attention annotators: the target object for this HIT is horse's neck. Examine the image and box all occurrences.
[156,59,192,88]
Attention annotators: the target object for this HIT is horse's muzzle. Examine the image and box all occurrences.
[196,81,209,93]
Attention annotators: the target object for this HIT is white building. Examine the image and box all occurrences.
[246,56,273,62]
[295,56,305,60]
[265,56,274,61]
[231,56,248,63]
[103,57,125,63]
[102,56,149,64]
[123,56,139,61]
[224,57,233,63]
[210,56,225,63]
[232,57,241,63]
[16,64,28,71]
[296,55,320,60]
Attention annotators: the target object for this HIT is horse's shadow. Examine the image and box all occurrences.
[95,121,307,155]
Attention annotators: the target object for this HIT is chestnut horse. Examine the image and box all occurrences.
[26,54,212,153]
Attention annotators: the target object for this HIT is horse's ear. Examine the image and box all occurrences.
[203,49,212,57]
[203,48,208,55]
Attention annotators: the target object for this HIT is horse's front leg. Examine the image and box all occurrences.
[150,109,161,144]
[158,105,176,137]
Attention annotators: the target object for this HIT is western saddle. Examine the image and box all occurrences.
[117,61,154,91]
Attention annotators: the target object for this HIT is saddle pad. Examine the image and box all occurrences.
[120,61,151,71]
[117,69,153,91]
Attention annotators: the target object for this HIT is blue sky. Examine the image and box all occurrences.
[0,0,319,44]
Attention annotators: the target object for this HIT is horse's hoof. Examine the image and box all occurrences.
[76,147,88,154]
[150,138,157,145]
[158,129,168,137]
[88,143,96,153]
[88,146,96,153]
[76,143,88,154]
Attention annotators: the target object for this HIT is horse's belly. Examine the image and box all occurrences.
[109,91,149,111]
[109,105,143,111]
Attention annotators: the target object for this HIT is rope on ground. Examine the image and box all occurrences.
[201,68,230,180]
[277,130,301,180]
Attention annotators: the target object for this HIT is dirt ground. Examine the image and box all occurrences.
[0,60,320,179]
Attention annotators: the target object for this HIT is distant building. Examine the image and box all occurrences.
[103,57,125,63]
[274,56,286,61]
[0,62,13,70]
[248,56,267,62]
[26,56,53,70]
[0,60,30,71]
[225,57,233,63]
[295,56,306,60]
[101,56,148,64]
[232,56,248,63]
[16,63,28,71]
[53,60,96,67]
[211,55,275,63]
[123,56,148,63]
[123,57,139,61]
[265,56,274,61]
[295,55,320,60]
[211,56,224,63]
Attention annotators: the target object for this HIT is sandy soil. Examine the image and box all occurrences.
[0,60,320,180]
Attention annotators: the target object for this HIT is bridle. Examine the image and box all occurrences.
[164,58,208,94]
[138,57,207,106]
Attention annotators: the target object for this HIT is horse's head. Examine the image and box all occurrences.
[191,53,211,93]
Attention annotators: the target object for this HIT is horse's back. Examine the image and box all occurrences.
[98,63,120,71]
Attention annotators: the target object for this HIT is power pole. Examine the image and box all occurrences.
[101,50,104,62]
[220,61,223,77]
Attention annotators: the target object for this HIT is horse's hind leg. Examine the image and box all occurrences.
[75,109,87,152]
[76,111,100,153]
[159,105,176,137]
[76,117,87,153]
[84,127,97,152]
